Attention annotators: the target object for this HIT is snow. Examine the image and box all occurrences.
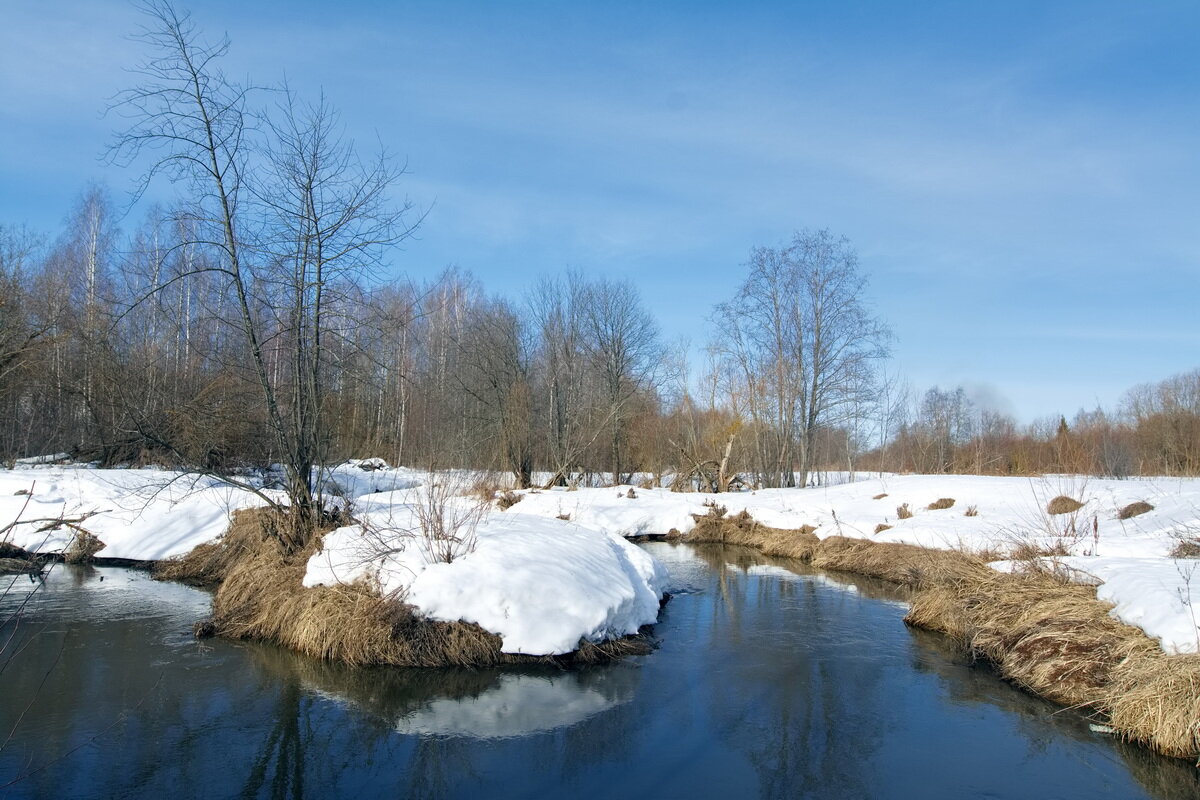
[0,466,275,560]
[6,459,1200,657]
[504,474,1200,655]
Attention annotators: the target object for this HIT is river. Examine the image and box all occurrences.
[1,542,1196,799]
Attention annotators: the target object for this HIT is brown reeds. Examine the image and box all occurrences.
[872,493,888,500]
[874,523,892,534]
[897,503,913,519]
[1118,501,1155,520]
[927,497,956,510]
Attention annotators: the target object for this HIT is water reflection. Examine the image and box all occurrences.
[1,553,1197,799]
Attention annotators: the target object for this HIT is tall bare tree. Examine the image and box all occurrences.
[713,230,890,488]
[108,1,414,544]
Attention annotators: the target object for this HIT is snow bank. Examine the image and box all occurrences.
[0,466,274,560]
[304,489,667,655]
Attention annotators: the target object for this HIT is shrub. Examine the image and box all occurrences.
[496,491,523,510]
[927,498,955,511]
[897,503,913,519]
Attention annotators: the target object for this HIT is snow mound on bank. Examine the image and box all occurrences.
[304,492,667,655]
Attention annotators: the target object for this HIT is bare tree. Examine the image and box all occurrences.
[583,278,663,485]
[108,1,415,545]
[712,230,890,488]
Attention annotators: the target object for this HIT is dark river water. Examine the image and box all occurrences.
[1,542,1197,800]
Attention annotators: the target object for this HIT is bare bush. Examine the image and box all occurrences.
[897,503,913,519]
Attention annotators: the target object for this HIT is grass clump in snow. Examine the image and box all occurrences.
[1118,501,1155,520]
[1170,539,1200,559]
[874,523,892,534]
[964,505,979,517]
[872,493,888,500]
[897,503,913,519]
[496,490,523,510]
[927,498,956,510]
[1047,495,1085,515]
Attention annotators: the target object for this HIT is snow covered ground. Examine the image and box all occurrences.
[5,461,1200,656]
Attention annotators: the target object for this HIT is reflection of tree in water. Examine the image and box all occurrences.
[697,547,888,800]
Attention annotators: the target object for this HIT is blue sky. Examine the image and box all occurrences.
[2,0,1198,422]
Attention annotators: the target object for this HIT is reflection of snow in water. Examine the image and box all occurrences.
[393,672,629,739]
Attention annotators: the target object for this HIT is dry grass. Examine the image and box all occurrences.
[1047,495,1084,515]
[872,493,888,500]
[63,531,105,564]
[964,505,979,517]
[1171,540,1200,559]
[679,504,1200,761]
[1008,539,1072,562]
[1105,653,1200,760]
[1118,501,1155,520]
[812,536,988,589]
[874,523,892,534]
[927,497,956,511]
[906,570,1159,709]
[683,506,819,561]
[496,490,523,510]
[897,503,913,519]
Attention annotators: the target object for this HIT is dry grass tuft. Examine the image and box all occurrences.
[874,523,892,534]
[1105,653,1200,760]
[683,506,819,561]
[1118,501,1155,520]
[556,513,571,521]
[63,531,105,564]
[964,505,979,517]
[927,498,956,511]
[872,493,888,500]
[1170,539,1200,559]
[1047,495,1084,515]
[1009,539,1072,562]
[897,503,913,519]
[496,490,523,510]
